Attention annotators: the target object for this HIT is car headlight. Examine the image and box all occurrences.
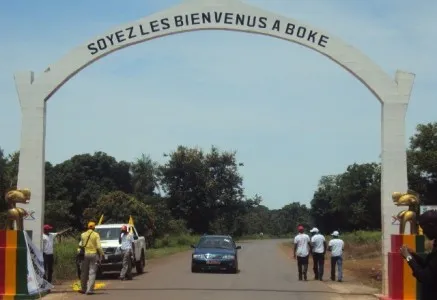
[115,247,122,255]
[222,255,235,260]
[192,254,205,259]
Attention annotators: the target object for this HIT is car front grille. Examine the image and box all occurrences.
[103,247,116,254]
[205,254,223,259]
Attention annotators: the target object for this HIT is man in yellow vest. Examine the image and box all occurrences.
[78,221,103,295]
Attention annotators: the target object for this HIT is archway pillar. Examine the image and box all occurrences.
[14,71,47,250]
[380,70,415,294]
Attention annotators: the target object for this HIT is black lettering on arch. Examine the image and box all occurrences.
[296,26,306,38]
[271,20,280,32]
[150,20,160,32]
[318,35,329,47]
[96,39,107,50]
[126,26,137,39]
[106,34,115,46]
[258,17,267,29]
[224,13,233,25]
[285,23,295,35]
[174,15,184,27]
[307,30,317,43]
[139,24,150,35]
[202,12,211,23]
[235,14,245,26]
[214,12,223,23]
[87,43,98,55]
[191,13,201,25]
[115,30,126,43]
[161,18,170,30]
[247,16,256,27]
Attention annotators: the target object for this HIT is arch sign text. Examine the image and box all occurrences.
[88,11,330,55]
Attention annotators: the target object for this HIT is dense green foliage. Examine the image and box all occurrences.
[1,122,437,238]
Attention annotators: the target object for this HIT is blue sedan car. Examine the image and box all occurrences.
[191,235,241,273]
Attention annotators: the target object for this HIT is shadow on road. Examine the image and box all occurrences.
[96,271,149,280]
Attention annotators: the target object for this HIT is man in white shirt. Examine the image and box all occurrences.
[119,225,135,280]
[310,227,326,281]
[328,231,345,282]
[42,224,71,283]
[293,225,311,281]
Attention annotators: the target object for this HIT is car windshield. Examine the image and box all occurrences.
[196,237,235,249]
[95,228,121,241]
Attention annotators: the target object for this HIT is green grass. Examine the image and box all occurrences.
[52,234,200,284]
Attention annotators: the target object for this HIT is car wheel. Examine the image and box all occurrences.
[136,251,145,274]
[229,267,238,274]
[191,266,199,273]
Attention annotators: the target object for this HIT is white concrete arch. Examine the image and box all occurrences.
[13,0,415,295]
[26,0,400,103]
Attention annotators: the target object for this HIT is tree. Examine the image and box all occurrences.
[52,152,133,228]
[160,145,251,235]
[310,163,381,232]
[407,122,437,204]
[131,153,161,200]
[83,191,154,236]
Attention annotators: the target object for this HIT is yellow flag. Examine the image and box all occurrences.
[128,215,134,233]
[97,214,104,225]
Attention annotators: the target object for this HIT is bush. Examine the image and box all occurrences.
[53,236,79,283]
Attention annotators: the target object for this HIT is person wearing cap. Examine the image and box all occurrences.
[310,227,326,281]
[78,221,103,295]
[42,224,71,283]
[293,225,311,281]
[119,224,135,280]
[328,230,344,282]
[400,210,437,300]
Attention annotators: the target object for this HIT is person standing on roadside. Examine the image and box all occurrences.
[310,227,326,281]
[293,225,311,281]
[79,221,103,295]
[119,225,135,280]
[328,231,344,282]
[42,224,72,283]
[400,210,437,300]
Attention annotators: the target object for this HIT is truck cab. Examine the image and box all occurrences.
[94,224,147,275]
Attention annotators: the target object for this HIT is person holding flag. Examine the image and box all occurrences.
[119,222,135,280]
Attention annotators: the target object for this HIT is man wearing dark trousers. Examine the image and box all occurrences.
[310,227,326,281]
[401,210,437,300]
[293,225,311,281]
[42,224,71,283]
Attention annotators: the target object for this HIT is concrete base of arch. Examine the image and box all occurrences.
[12,0,415,296]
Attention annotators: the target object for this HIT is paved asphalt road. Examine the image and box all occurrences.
[58,239,374,300]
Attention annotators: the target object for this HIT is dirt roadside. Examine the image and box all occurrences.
[43,250,192,299]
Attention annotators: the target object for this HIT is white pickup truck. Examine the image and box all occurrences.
[94,224,147,275]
